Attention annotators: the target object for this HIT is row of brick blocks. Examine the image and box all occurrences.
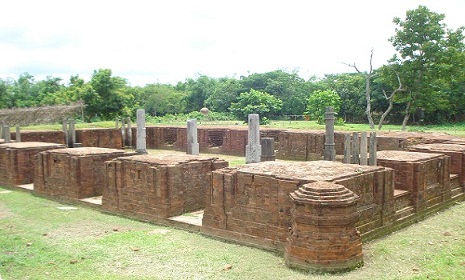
[1,139,465,272]
[3,127,457,157]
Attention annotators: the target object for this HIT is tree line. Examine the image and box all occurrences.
[1,6,464,128]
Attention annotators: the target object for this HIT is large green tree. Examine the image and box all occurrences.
[83,69,134,121]
[238,70,309,115]
[229,89,282,124]
[138,83,187,116]
[183,75,217,112]
[389,5,465,128]
[205,77,241,112]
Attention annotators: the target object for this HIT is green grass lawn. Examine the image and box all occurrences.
[1,187,465,280]
[20,119,465,137]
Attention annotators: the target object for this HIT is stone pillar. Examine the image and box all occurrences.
[67,119,76,148]
[115,118,119,129]
[260,137,275,161]
[324,107,335,161]
[369,131,377,166]
[0,121,3,139]
[136,109,147,154]
[15,125,21,142]
[360,132,368,165]
[121,118,126,147]
[4,125,11,143]
[126,117,132,147]
[351,132,360,164]
[285,181,363,273]
[187,119,199,155]
[62,119,69,146]
[343,133,351,164]
[245,114,261,164]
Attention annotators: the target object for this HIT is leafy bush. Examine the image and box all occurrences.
[229,89,282,124]
[305,90,341,124]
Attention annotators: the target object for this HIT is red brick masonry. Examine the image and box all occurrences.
[202,161,393,248]
[34,147,127,199]
[103,154,228,221]
[0,142,66,186]
[285,182,363,272]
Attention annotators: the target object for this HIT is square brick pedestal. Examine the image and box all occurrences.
[34,147,126,199]
[103,154,228,221]
[0,142,65,186]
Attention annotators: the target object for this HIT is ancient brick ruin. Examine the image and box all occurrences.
[0,142,65,186]
[202,161,393,248]
[103,154,228,221]
[285,181,363,272]
[0,125,464,273]
[34,147,127,199]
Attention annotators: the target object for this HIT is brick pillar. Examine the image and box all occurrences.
[284,181,363,273]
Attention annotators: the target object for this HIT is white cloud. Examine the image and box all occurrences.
[0,0,464,85]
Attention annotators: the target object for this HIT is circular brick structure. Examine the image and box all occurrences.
[285,181,363,273]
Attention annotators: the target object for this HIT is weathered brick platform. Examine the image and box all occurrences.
[202,160,393,249]
[0,142,66,186]
[377,150,451,213]
[103,154,228,221]
[408,143,465,187]
[34,147,127,199]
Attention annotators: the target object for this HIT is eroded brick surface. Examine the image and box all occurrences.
[377,150,451,211]
[203,161,392,247]
[34,147,126,199]
[0,142,66,186]
[102,154,228,220]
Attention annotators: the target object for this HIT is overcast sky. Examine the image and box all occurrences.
[1,0,464,86]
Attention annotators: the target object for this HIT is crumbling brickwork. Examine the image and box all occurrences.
[76,128,122,149]
[103,154,228,221]
[12,131,65,144]
[285,182,363,272]
[0,142,65,186]
[220,129,248,156]
[34,147,127,199]
[408,144,465,186]
[202,161,393,249]
[377,150,451,213]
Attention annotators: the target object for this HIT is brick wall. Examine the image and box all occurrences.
[0,142,65,186]
[12,131,65,144]
[220,129,248,156]
[408,144,465,185]
[202,161,393,249]
[103,154,228,221]
[76,128,123,149]
[34,147,127,199]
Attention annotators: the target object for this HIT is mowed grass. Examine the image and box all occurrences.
[1,187,465,280]
[21,120,465,137]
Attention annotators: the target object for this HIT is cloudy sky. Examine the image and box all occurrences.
[1,0,464,86]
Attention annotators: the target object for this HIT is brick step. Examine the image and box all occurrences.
[394,189,412,211]
[450,174,460,189]
[451,186,464,198]
[394,206,416,221]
